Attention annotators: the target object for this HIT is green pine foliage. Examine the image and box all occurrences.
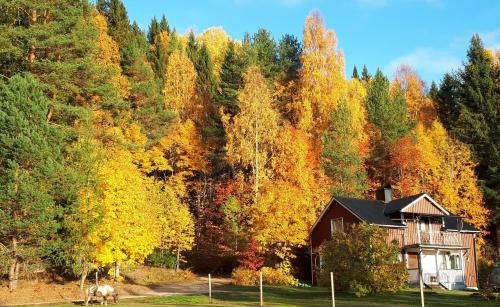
[216,42,246,117]
[365,70,414,143]
[322,99,367,198]
[0,74,67,289]
[436,35,499,221]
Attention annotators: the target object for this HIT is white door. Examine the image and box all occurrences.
[421,251,437,284]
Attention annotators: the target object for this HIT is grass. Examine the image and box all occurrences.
[49,284,498,307]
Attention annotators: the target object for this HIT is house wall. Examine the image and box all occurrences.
[403,197,444,215]
[310,201,361,251]
[462,233,478,288]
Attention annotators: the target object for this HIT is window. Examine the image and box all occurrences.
[331,218,344,235]
[448,254,461,270]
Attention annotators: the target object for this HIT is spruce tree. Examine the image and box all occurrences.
[147,17,159,44]
[250,28,279,81]
[435,73,461,130]
[352,66,359,79]
[365,70,414,143]
[159,15,170,33]
[361,65,371,82]
[217,42,245,117]
[454,35,499,220]
[322,98,367,197]
[277,34,301,82]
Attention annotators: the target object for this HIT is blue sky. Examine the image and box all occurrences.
[122,0,500,86]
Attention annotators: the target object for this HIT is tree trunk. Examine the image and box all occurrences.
[79,264,89,290]
[8,236,18,292]
[114,262,120,279]
[27,10,37,69]
[176,248,180,272]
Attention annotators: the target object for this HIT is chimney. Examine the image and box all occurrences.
[376,184,392,203]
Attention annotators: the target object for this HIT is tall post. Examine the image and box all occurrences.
[208,273,212,303]
[259,271,263,306]
[418,249,425,307]
[330,272,335,307]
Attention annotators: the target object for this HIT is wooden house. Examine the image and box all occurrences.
[309,187,479,290]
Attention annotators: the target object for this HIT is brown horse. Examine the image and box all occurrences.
[84,284,119,306]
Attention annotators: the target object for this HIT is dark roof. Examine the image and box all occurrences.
[384,193,425,214]
[329,194,479,232]
[334,196,405,227]
[443,216,478,232]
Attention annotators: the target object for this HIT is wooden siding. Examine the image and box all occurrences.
[462,233,478,288]
[403,197,444,215]
[310,201,361,251]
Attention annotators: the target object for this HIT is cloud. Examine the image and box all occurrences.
[355,0,443,8]
[384,48,461,78]
[233,0,305,6]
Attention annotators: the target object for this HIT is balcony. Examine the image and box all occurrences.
[420,231,460,246]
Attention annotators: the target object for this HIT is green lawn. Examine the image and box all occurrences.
[49,285,497,307]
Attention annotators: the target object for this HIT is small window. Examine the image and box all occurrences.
[331,218,344,235]
[448,254,461,270]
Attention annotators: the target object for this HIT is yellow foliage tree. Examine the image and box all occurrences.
[80,147,162,268]
[393,65,436,127]
[416,122,489,233]
[163,49,199,120]
[154,184,195,271]
[296,11,347,135]
[222,65,281,203]
[198,27,231,76]
[92,12,130,101]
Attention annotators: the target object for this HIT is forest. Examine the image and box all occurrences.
[0,0,498,293]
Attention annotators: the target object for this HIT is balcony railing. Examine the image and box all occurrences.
[420,231,460,246]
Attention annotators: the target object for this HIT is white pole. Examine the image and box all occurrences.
[260,271,263,306]
[330,272,335,307]
[208,273,212,303]
[418,250,425,307]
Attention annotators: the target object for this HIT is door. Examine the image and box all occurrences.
[421,251,438,284]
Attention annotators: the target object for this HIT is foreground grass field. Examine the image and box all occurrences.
[50,284,498,307]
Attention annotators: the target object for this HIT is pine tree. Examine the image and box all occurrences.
[216,42,245,117]
[435,73,461,130]
[0,75,66,291]
[352,66,359,80]
[365,70,414,143]
[453,35,499,221]
[322,98,367,197]
[277,34,301,82]
[250,28,280,81]
[147,17,159,44]
[361,65,371,82]
[159,15,170,33]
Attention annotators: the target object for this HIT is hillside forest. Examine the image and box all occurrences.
[0,0,498,292]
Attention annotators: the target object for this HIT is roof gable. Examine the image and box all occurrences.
[385,193,450,216]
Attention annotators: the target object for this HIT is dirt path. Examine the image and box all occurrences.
[0,277,231,306]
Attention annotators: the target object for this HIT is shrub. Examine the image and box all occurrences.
[319,223,408,296]
[231,267,259,286]
[262,267,298,286]
[231,266,299,286]
[146,249,177,269]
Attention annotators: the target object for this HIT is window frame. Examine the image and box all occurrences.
[330,217,344,236]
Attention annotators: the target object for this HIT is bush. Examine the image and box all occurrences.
[319,223,408,296]
[146,249,177,269]
[231,266,299,286]
[262,267,298,286]
[231,267,259,286]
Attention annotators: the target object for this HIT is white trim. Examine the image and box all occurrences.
[400,194,450,216]
[374,223,407,228]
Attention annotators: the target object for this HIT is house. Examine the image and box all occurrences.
[309,186,479,290]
